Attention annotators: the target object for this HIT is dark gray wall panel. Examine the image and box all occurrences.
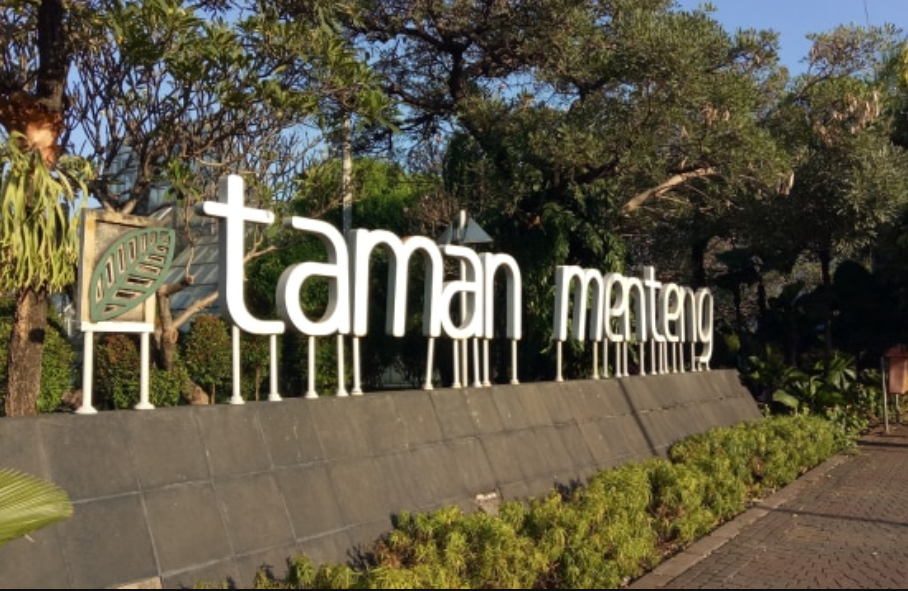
[0,370,760,589]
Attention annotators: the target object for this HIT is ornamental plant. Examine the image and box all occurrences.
[0,467,72,548]
[220,413,852,590]
[181,314,232,404]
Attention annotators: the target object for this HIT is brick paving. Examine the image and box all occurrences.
[629,423,908,589]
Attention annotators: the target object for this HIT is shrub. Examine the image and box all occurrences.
[231,413,857,590]
[95,334,140,410]
[36,314,75,413]
[0,298,75,414]
[182,315,232,404]
[95,333,187,409]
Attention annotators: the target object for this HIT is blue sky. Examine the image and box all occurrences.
[676,0,907,72]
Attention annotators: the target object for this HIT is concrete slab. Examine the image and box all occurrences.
[537,382,579,425]
[61,495,157,589]
[40,413,138,501]
[217,472,295,555]
[256,400,324,467]
[582,378,634,419]
[0,370,762,589]
[0,416,49,479]
[530,425,576,481]
[0,525,68,588]
[511,385,559,427]
[429,389,476,439]
[350,393,409,455]
[144,482,233,573]
[192,405,271,477]
[399,444,467,508]
[390,389,444,446]
[329,456,394,526]
[464,387,506,434]
[274,465,345,540]
[483,386,533,430]
[480,432,529,485]
[306,397,372,461]
[446,437,498,494]
[371,451,433,512]
[122,408,209,489]
[555,422,597,474]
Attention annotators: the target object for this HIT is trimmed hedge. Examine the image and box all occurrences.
[197,413,854,589]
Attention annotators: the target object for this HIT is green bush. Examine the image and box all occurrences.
[95,333,187,409]
[95,333,140,410]
[149,363,190,408]
[232,413,856,590]
[0,299,75,414]
[182,314,232,404]
[36,315,75,413]
[648,460,715,547]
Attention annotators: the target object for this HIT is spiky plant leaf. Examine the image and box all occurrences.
[0,133,92,294]
[0,467,73,547]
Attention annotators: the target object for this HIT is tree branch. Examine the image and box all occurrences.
[621,167,717,216]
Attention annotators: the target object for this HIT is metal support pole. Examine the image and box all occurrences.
[230,325,244,405]
[883,356,890,434]
[268,334,282,401]
[135,331,153,409]
[306,336,318,399]
[77,330,98,415]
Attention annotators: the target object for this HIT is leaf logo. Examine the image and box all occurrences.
[89,228,176,322]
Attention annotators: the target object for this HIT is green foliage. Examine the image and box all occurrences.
[648,460,717,548]
[240,333,272,401]
[0,467,72,547]
[0,134,91,294]
[182,315,233,403]
[744,348,878,440]
[95,334,140,410]
[233,413,852,590]
[0,298,75,414]
[35,310,76,413]
[95,333,187,409]
[149,364,190,408]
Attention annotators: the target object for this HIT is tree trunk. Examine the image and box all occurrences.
[733,285,744,331]
[691,237,708,288]
[1,0,67,416]
[156,289,178,371]
[5,289,49,416]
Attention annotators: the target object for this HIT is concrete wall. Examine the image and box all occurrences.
[0,370,760,589]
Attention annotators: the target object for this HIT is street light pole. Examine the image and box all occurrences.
[340,113,356,395]
[436,210,492,389]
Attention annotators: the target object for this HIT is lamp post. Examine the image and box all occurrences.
[436,210,492,388]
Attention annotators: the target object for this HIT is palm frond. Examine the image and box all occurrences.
[0,467,73,547]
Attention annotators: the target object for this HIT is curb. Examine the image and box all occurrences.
[627,451,854,589]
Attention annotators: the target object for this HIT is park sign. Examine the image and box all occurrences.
[74,174,714,411]
[195,175,714,390]
[76,210,176,325]
[74,210,177,413]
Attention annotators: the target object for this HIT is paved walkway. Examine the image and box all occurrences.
[629,422,908,589]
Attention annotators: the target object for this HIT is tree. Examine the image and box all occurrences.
[324,0,793,377]
[65,0,394,376]
[766,24,908,360]
[0,1,93,415]
[245,156,434,395]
